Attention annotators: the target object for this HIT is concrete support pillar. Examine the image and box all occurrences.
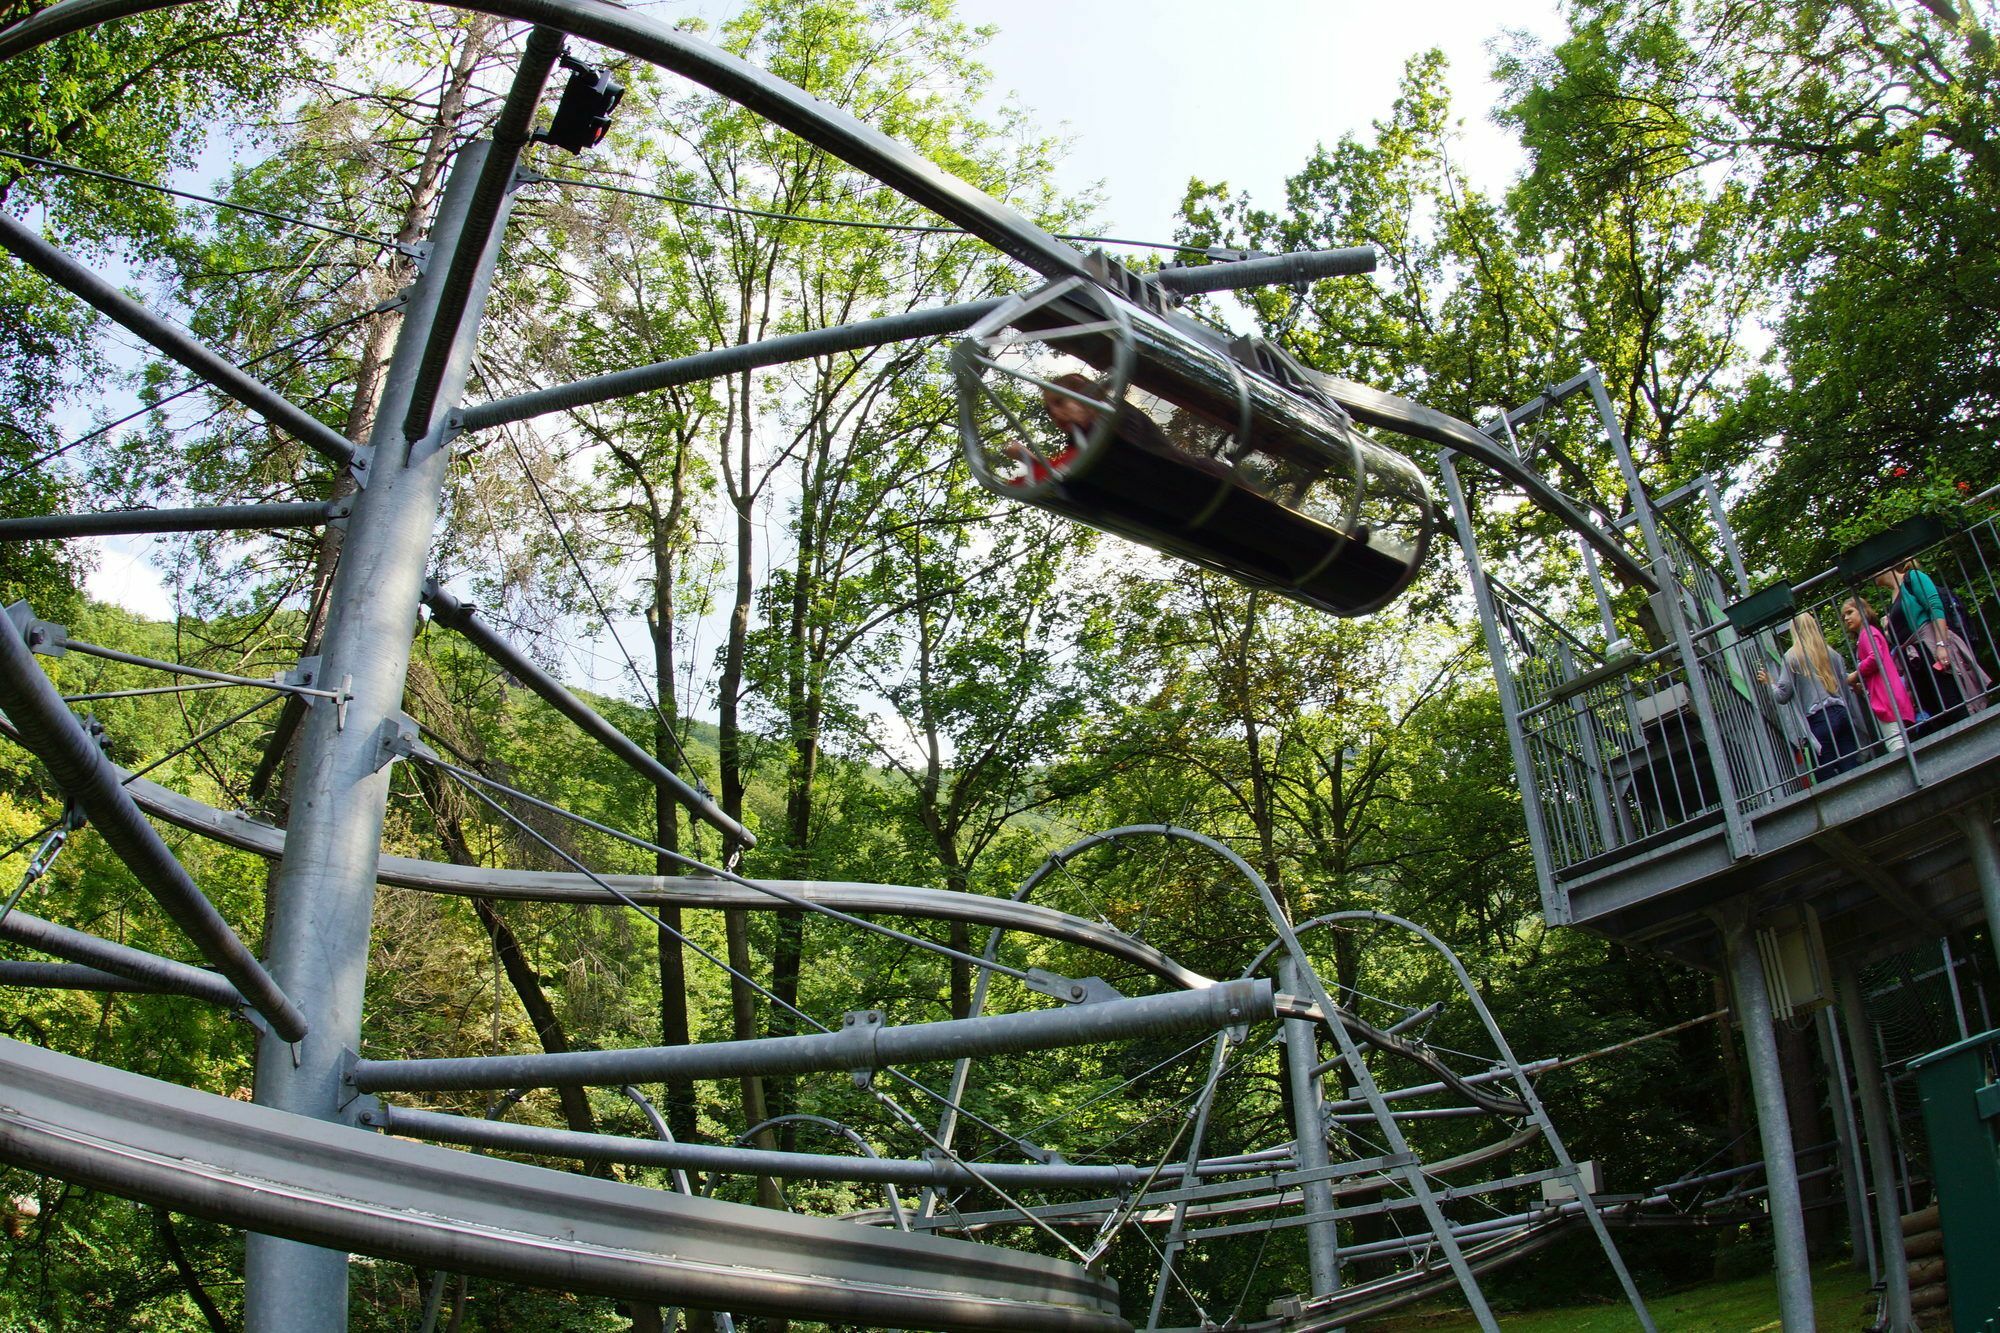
[1834,956,1914,1332]
[1718,905,1817,1331]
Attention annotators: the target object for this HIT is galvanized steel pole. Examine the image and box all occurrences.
[1279,955,1341,1300]
[1834,957,1914,1331]
[1720,907,1816,1331]
[243,137,518,1329]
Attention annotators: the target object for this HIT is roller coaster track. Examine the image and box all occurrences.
[0,1036,1126,1331]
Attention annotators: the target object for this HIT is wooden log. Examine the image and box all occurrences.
[1909,1281,1950,1312]
[1901,1203,1941,1235]
[1904,1228,1946,1259]
[1905,1255,1947,1287]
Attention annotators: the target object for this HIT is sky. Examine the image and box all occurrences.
[82,0,1569,665]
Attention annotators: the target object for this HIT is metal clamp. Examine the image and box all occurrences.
[1023,968,1123,1005]
[374,712,429,772]
[840,1008,884,1085]
[5,602,66,656]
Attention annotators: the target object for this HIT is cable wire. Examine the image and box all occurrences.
[0,150,408,250]
[529,169,1210,256]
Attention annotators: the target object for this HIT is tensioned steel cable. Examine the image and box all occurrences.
[420,751,1038,988]
[0,151,407,250]
[530,169,1211,255]
[498,430,704,791]
[433,763,1042,1158]
[0,301,386,484]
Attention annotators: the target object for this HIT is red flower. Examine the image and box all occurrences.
[1958,480,1972,492]
[1891,466,1909,478]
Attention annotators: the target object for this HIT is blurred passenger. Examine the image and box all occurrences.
[1875,561,1990,734]
[1757,612,1861,779]
[1843,597,1914,752]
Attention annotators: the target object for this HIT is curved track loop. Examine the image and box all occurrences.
[0,1036,1125,1332]
[0,0,1094,284]
[103,762,1205,987]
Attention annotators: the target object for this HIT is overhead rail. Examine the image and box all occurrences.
[0,1037,1126,1333]
[421,581,752,846]
[0,614,307,1040]
[349,978,1273,1093]
[0,501,342,542]
[0,211,356,468]
[460,248,1381,433]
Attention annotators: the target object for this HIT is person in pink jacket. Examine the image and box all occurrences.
[1843,597,1915,750]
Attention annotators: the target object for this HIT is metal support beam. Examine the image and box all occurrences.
[351,978,1272,1093]
[1279,955,1340,1300]
[0,212,355,467]
[1816,1006,1876,1281]
[1720,906,1817,1331]
[0,959,183,994]
[1152,245,1374,295]
[0,909,244,1007]
[369,1103,1154,1191]
[1835,957,1914,1330]
[244,136,517,1327]
[0,501,339,542]
[1440,449,1568,923]
[420,581,752,846]
[0,614,306,1038]
[1956,801,2000,976]
[401,26,562,443]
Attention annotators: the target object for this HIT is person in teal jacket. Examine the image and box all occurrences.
[1875,561,1990,735]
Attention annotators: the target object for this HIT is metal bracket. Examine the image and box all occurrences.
[840,1008,884,1085]
[346,440,375,491]
[407,413,467,468]
[1023,969,1124,1005]
[5,602,66,656]
[374,712,429,771]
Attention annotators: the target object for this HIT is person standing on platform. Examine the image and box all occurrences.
[1844,597,1915,751]
[1757,612,1862,779]
[1875,561,1989,734]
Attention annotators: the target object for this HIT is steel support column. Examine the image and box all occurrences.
[243,138,516,1329]
[1834,957,1914,1331]
[1720,906,1816,1330]
[1816,1006,1876,1280]
[1956,801,2000,977]
[1279,955,1340,1300]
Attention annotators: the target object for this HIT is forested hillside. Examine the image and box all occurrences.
[2,0,1997,1327]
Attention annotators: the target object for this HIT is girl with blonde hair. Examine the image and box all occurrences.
[1757,611,1861,778]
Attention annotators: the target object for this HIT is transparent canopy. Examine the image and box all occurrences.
[954,276,1434,617]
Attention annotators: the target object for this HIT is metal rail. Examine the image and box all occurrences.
[350,979,1272,1092]
[65,764,1204,987]
[0,910,244,1006]
[0,1037,1126,1332]
[0,501,340,542]
[0,617,307,1039]
[420,582,752,845]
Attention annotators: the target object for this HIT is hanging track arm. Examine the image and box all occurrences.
[461,245,1379,433]
[0,213,355,468]
[420,581,753,847]
[1308,371,1659,593]
[0,617,307,1040]
[0,501,342,542]
[401,27,564,444]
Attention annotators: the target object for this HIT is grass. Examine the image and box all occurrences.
[1369,1259,1877,1331]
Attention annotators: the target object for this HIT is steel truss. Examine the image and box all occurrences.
[0,3,1659,1329]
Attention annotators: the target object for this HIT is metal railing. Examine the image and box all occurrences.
[1503,499,2000,878]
